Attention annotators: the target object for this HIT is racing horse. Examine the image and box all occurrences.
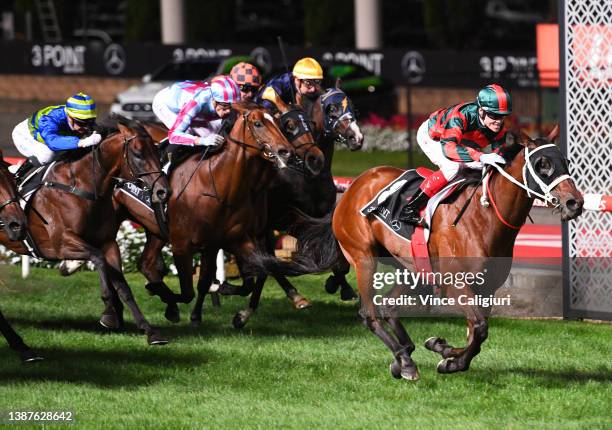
[254,127,583,379]
[226,86,364,328]
[71,100,323,325]
[0,120,171,348]
[0,152,42,363]
[136,102,305,325]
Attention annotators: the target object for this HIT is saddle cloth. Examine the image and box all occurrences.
[359,168,468,271]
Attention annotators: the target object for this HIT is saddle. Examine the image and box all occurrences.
[360,167,480,240]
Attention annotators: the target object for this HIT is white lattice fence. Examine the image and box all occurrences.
[563,0,612,319]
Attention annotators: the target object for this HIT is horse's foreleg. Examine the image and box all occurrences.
[355,257,420,381]
[103,241,168,345]
[0,308,43,363]
[138,231,179,322]
[233,275,266,329]
[428,287,488,374]
[190,249,217,326]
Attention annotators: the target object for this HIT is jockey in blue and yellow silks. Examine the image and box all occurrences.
[12,92,101,177]
[255,57,324,113]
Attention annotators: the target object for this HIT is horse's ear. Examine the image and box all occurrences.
[514,129,536,148]
[116,122,131,137]
[274,96,289,113]
[335,77,341,89]
[547,125,559,142]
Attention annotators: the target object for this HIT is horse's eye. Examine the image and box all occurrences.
[286,122,295,131]
[254,120,263,128]
[535,157,554,177]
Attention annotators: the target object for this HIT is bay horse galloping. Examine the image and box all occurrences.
[0,121,170,349]
[0,152,43,363]
[259,127,583,379]
[137,102,302,325]
[228,87,364,327]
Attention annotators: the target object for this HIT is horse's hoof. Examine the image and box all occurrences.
[436,358,462,374]
[292,296,312,310]
[401,365,420,381]
[340,286,358,301]
[20,349,44,363]
[389,360,402,379]
[324,276,339,294]
[164,304,180,323]
[99,313,121,330]
[425,337,446,353]
[232,313,246,330]
[190,314,202,327]
[148,332,169,346]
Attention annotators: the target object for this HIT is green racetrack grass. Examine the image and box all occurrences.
[0,266,610,429]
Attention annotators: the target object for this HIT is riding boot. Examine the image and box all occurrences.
[400,170,450,227]
[399,190,430,227]
[13,157,39,182]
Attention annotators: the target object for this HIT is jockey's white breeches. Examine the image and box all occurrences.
[12,119,55,164]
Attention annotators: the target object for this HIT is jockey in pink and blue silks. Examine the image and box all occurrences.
[152,75,240,149]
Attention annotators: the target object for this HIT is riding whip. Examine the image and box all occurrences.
[277,36,296,104]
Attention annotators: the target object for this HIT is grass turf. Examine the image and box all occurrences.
[0,266,610,429]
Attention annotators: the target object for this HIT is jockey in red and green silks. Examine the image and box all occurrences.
[400,84,512,226]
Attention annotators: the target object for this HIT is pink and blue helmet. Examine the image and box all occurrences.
[210,76,241,104]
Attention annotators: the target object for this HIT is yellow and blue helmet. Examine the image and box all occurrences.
[65,92,97,120]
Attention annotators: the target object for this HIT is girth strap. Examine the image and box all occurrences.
[43,181,98,201]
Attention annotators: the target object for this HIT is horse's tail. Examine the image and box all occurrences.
[244,209,340,277]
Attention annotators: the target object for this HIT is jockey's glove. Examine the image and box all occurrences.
[196,134,225,147]
[77,132,102,148]
[480,153,506,166]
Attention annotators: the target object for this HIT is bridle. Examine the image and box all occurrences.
[223,110,284,163]
[118,134,165,194]
[0,162,23,214]
[321,89,357,144]
[480,144,574,228]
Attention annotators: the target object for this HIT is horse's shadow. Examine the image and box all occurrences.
[0,345,209,387]
[510,367,612,386]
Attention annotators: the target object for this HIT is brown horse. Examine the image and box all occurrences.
[226,87,365,328]
[256,127,583,379]
[136,102,305,325]
[0,121,171,349]
[0,152,43,363]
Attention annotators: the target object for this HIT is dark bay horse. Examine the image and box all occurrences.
[256,127,583,379]
[0,152,43,363]
[0,121,171,349]
[136,102,303,325]
[227,87,365,328]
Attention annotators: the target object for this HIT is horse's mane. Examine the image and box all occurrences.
[96,115,150,140]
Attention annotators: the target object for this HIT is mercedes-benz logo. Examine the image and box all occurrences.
[391,219,402,231]
[250,47,272,74]
[401,51,426,84]
[104,43,126,75]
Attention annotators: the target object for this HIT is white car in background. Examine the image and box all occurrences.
[110,57,250,121]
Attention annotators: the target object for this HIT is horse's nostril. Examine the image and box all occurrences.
[156,189,168,201]
[278,149,292,159]
[566,198,582,212]
[306,154,322,174]
[8,221,22,233]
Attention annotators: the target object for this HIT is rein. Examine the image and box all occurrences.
[480,144,572,229]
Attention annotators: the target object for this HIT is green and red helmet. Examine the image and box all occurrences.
[476,84,512,115]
